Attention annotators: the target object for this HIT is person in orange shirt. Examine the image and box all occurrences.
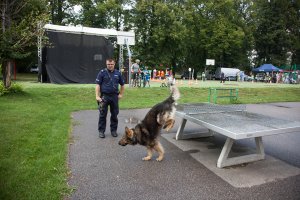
[157,70,161,79]
[160,70,165,79]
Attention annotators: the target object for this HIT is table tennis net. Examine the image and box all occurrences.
[176,103,246,114]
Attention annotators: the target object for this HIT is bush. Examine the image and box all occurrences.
[0,82,6,96]
[0,82,24,96]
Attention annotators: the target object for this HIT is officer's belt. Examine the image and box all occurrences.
[102,93,117,96]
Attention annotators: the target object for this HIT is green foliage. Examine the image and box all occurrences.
[130,0,255,72]
[0,0,49,62]
[0,82,24,96]
[0,82,4,96]
[253,0,299,66]
[11,0,300,75]
[133,0,188,68]
[0,0,49,88]
[71,0,133,30]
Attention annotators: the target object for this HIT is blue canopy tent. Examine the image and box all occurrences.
[252,64,282,72]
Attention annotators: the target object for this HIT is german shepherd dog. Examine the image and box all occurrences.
[118,85,180,161]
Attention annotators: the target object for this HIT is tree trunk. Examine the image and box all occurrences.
[3,60,12,88]
[1,0,12,88]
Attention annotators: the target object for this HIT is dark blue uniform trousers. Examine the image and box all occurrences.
[98,94,119,133]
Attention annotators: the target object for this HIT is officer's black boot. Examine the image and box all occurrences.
[99,131,105,138]
[111,131,118,137]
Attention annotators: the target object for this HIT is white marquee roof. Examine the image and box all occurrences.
[44,24,135,45]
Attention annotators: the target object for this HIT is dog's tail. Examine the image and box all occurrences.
[170,84,180,101]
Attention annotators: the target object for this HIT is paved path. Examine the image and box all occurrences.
[68,103,300,200]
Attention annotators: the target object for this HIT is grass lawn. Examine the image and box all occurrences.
[0,73,300,199]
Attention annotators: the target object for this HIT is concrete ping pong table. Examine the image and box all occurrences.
[175,103,300,168]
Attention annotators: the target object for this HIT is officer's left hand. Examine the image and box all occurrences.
[118,94,123,99]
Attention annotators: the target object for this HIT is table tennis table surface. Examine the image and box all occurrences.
[176,103,300,140]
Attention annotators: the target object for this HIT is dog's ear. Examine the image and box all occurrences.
[125,126,133,138]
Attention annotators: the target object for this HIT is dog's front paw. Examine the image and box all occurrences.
[164,119,175,132]
[156,157,163,162]
[165,124,174,132]
[142,156,152,161]
[165,126,172,132]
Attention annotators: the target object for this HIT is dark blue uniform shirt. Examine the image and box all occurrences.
[96,69,125,94]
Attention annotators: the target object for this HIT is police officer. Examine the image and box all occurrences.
[95,58,125,138]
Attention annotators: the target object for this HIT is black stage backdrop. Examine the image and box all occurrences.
[43,31,114,83]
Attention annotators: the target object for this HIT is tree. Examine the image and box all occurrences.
[71,0,133,30]
[133,0,187,69]
[48,0,78,25]
[69,0,133,62]
[252,0,296,66]
[182,0,207,72]
[286,0,300,64]
[0,0,48,88]
[200,1,249,68]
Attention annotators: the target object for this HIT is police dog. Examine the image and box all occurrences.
[118,85,180,161]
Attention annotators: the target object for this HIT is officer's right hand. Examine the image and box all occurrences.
[96,96,102,102]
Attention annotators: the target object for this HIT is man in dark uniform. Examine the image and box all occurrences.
[95,58,125,138]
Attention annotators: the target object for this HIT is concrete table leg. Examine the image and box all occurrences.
[217,137,265,168]
[175,118,212,140]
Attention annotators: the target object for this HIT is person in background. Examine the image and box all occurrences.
[144,69,151,87]
[153,68,157,79]
[160,70,165,79]
[202,71,205,81]
[95,58,125,138]
[157,70,161,79]
[131,59,140,86]
[220,72,225,83]
[240,71,244,82]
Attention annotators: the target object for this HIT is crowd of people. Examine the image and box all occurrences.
[129,59,174,87]
[251,72,299,84]
[221,71,299,84]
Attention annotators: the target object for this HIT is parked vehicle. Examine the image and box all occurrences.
[244,74,252,81]
[30,65,39,73]
[215,67,240,81]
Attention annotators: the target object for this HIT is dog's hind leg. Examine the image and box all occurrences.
[163,119,175,132]
[142,147,153,161]
[154,142,165,161]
